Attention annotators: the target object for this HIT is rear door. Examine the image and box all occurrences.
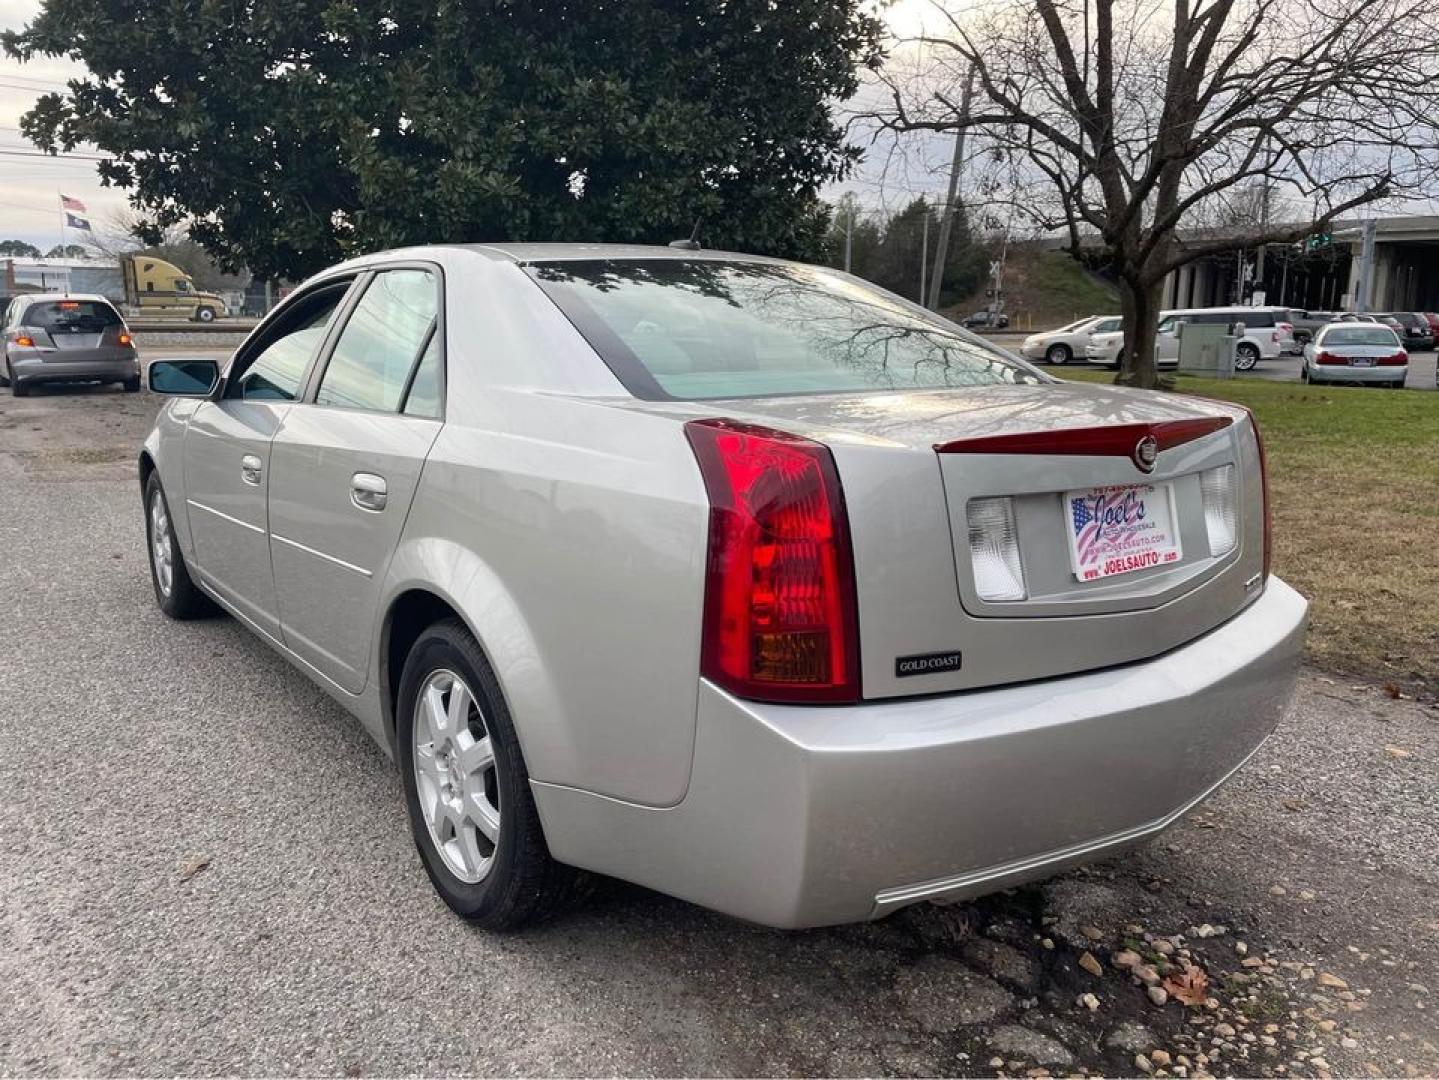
[183,281,354,638]
[266,265,445,693]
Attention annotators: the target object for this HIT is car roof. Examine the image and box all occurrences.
[461,242,787,265]
[1162,306,1288,315]
[14,292,115,305]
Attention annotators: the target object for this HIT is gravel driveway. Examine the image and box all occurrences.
[1,379,1434,1078]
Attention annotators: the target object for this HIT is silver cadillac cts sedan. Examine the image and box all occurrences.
[139,244,1307,930]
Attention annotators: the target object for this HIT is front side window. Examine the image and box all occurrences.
[316,269,438,413]
[230,287,348,401]
[1093,318,1121,333]
[529,260,1042,400]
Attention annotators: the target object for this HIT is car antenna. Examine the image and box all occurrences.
[668,218,702,251]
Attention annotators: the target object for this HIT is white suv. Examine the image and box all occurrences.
[1156,307,1297,370]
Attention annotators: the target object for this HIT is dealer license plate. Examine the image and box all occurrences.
[1064,482,1183,582]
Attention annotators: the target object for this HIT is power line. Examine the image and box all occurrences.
[0,72,74,90]
[0,149,113,162]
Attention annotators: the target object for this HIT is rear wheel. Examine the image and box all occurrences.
[1046,343,1072,365]
[122,375,141,393]
[1235,343,1260,371]
[195,306,217,323]
[397,619,586,929]
[1109,349,1125,371]
[144,474,216,619]
[11,377,28,397]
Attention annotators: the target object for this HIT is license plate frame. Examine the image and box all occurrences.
[1064,482,1183,582]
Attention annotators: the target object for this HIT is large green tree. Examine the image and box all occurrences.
[0,240,43,257]
[5,1,882,280]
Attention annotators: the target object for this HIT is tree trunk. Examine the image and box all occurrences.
[1115,274,1165,389]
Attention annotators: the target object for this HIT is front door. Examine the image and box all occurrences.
[267,267,444,693]
[182,282,354,638]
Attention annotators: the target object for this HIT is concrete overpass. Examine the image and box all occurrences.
[1161,214,1439,313]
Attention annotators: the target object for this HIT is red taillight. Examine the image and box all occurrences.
[1377,351,1407,366]
[1315,351,1345,365]
[685,418,860,704]
[11,333,35,348]
[117,332,132,347]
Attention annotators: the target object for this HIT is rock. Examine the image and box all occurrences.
[1317,973,1348,989]
[1148,986,1169,1007]
[989,1058,1005,1069]
[1133,964,1162,986]
[1194,924,1220,938]
[1270,885,1288,896]
[893,955,1016,1032]
[1216,1023,1237,1040]
[1114,949,1143,969]
[1079,992,1100,1011]
[1235,942,1249,956]
[1340,1037,1358,1050]
[1082,925,1105,941]
[1154,940,1176,956]
[1298,889,1316,902]
[1106,1021,1156,1054]
[1079,951,1104,978]
[1135,1053,1154,1073]
[1041,937,1055,950]
[988,1025,1074,1067]
[1311,1057,1330,1070]
[1151,1050,1173,1067]
[963,937,1042,993]
[1316,1020,1338,1033]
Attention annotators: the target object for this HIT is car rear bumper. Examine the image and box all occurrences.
[10,351,139,384]
[533,577,1308,928]
[1310,364,1406,384]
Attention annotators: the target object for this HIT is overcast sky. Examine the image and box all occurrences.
[0,0,945,250]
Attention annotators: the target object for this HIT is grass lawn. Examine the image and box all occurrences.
[1062,369,1439,696]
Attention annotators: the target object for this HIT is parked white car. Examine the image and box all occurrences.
[1083,328,1180,370]
[1021,315,1121,365]
[1156,307,1297,370]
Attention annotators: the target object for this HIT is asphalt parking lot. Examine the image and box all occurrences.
[1,370,1436,1077]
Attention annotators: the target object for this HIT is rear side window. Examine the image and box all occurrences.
[316,269,438,413]
[1321,326,1400,347]
[24,300,121,331]
[529,260,1042,400]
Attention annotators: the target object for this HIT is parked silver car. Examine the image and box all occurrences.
[140,244,1307,930]
[1302,323,1409,387]
[2,293,140,395]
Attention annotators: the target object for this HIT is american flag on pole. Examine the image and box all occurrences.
[60,194,87,212]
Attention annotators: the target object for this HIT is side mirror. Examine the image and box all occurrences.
[149,358,220,396]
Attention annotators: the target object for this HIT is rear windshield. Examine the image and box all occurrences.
[24,300,122,331]
[528,259,1043,400]
[1321,326,1400,346]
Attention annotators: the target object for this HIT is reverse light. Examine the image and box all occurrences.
[966,497,1026,601]
[685,419,860,704]
[1199,465,1238,558]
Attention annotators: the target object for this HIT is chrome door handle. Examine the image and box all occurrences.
[351,472,387,512]
[240,454,263,486]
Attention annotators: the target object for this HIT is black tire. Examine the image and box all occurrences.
[397,619,586,930]
[0,360,9,387]
[1109,349,1125,371]
[12,377,29,397]
[1235,343,1260,371]
[144,473,217,619]
[195,306,217,323]
[1300,365,1310,383]
[122,375,141,393]
[1046,343,1072,365]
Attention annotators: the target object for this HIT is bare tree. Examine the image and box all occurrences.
[870,0,1439,386]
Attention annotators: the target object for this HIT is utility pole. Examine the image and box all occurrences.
[926,67,977,311]
[843,202,853,274]
[920,209,929,304]
[1353,217,1378,312]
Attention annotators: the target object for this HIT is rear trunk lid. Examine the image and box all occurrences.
[684,382,1267,699]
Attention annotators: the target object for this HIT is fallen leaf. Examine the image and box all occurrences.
[180,855,210,881]
[1382,683,1402,700]
[1282,798,1306,812]
[1385,746,1412,759]
[1163,966,1210,1007]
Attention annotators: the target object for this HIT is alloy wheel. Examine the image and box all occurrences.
[412,668,501,884]
[149,491,174,597]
